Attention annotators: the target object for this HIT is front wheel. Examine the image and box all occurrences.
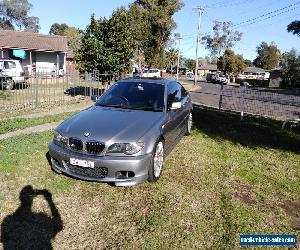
[148,140,164,182]
[5,79,14,90]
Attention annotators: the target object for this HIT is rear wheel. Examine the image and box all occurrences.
[148,140,164,182]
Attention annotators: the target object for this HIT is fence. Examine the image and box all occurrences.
[191,82,300,126]
[0,70,117,113]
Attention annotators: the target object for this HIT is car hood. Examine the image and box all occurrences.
[57,106,165,142]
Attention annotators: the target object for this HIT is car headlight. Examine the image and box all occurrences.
[106,142,144,155]
[53,131,68,147]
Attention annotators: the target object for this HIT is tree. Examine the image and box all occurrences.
[217,49,246,74]
[0,0,39,32]
[244,59,253,67]
[49,23,81,52]
[280,49,300,88]
[287,20,300,37]
[165,48,178,72]
[128,0,183,67]
[49,23,69,36]
[253,42,281,70]
[75,8,136,75]
[202,21,242,59]
[185,58,195,71]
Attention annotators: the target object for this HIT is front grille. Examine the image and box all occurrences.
[69,138,83,151]
[66,162,108,178]
[86,141,105,154]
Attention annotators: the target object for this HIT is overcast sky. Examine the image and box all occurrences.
[29,0,300,60]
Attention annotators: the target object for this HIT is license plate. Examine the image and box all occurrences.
[70,158,95,168]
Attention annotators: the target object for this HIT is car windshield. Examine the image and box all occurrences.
[96,81,165,112]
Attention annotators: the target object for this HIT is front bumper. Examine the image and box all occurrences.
[48,142,152,186]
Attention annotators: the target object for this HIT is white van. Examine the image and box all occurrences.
[142,69,161,78]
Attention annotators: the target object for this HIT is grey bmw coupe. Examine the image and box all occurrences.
[48,78,193,186]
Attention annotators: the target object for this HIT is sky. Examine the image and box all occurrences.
[29,0,300,61]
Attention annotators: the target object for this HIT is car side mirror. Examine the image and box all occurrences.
[91,95,99,102]
[170,102,182,110]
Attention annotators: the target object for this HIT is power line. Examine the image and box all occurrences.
[232,1,300,28]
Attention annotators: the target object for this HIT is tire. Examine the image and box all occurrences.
[148,140,164,182]
[185,112,193,135]
[5,79,14,90]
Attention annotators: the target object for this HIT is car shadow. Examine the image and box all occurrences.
[0,185,63,249]
[192,105,300,154]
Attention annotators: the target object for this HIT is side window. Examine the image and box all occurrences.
[167,82,182,108]
[4,61,16,69]
[181,85,187,98]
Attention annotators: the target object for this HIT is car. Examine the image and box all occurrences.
[216,74,228,85]
[206,73,216,83]
[185,71,193,76]
[142,68,161,78]
[48,78,193,186]
[0,59,25,90]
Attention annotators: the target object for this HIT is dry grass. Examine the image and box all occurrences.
[0,108,299,249]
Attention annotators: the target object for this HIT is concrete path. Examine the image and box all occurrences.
[0,121,62,140]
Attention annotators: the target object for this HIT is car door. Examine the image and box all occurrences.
[162,81,185,150]
[178,83,191,134]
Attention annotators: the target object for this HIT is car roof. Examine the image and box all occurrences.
[119,77,175,85]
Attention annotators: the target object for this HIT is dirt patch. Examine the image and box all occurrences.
[233,184,256,205]
[279,201,300,230]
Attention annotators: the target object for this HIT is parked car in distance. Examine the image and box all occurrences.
[185,71,193,76]
[48,78,193,186]
[216,74,228,85]
[206,73,215,83]
[142,68,161,78]
[0,59,25,90]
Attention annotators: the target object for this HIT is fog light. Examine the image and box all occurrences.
[115,171,135,179]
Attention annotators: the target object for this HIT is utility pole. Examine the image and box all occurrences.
[193,6,205,85]
[174,33,182,81]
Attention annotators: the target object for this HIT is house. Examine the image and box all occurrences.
[0,30,68,75]
[197,64,218,77]
[243,67,270,79]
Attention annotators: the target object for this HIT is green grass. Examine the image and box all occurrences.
[0,108,299,249]
[0,112,76,135]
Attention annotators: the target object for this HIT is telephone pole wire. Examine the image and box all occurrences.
[193,6,205,85]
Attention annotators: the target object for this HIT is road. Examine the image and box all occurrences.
[190,81,222,108]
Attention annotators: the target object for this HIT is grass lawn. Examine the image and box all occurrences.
[0,112,76,135]
[0,107,299,249]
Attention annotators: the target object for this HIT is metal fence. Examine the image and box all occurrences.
[0,70,117,113]
[191,82,300,125]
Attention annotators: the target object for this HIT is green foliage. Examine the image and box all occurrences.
[280,49,300,88]
[202,21,242,58]
[287,20,300,37]
[244,59,253,67]
[253,42,281,70]
[49,23,69,35]
[185,58,196,71]
[129,0,183,67]
[165,48,178,72]
[217,49,246,74]
[49,23,81,52]
[76,8,136,74]
[0,0,39,32]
